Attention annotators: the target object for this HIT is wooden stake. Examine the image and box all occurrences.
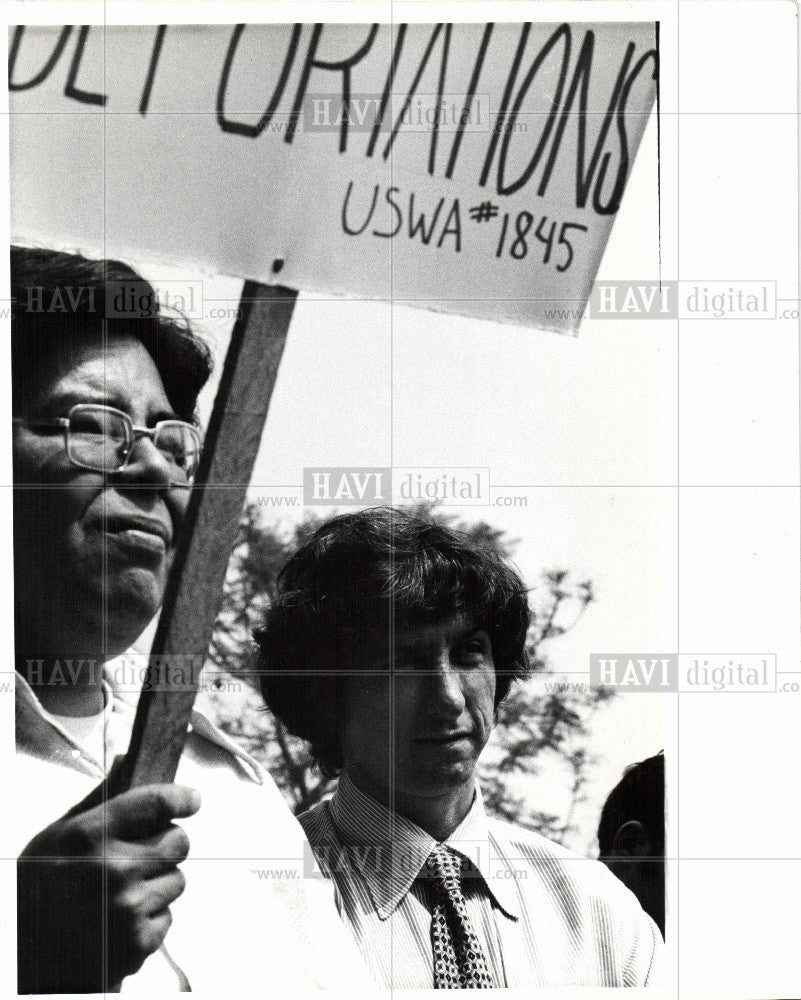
[117,280,297,788]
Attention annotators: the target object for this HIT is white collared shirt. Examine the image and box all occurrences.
[300,772,664,989]
[14,670,373,995]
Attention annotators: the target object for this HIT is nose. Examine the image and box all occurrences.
[430,660,466,719]
[115,434,175,489]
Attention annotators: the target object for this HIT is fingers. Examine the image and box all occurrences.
[17,782,197,993]
[117,825,191,879]
[133,909,173,959]
[108,871,187,970]
[142,868,186,917]
[102,784,201,840]
[23,788,198,865]
[108,908,174,979]
[65,780,201,838]
[117,869,187,917]
[144,870,187,915]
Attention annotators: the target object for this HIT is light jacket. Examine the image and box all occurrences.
[14,669,372,994]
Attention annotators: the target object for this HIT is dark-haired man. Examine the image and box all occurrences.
[12,247,369,993]
[257,507,664,989]
[599,753,666,937]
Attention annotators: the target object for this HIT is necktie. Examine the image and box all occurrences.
[426,843,493,989]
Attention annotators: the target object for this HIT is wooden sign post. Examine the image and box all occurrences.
[116,279,297,788]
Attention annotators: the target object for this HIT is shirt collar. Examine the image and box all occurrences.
[103,654,264,785]
[15,671,106,776]
[330,772,435,919]
[15,661,264,786]
[444,789,519,920]
[330,772,518,920]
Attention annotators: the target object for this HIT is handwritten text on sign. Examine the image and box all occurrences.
[9,23,657,333]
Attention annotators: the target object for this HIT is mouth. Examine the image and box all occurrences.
[418,732,473,746]
[98,515,172,560]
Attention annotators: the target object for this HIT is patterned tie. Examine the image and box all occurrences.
[426,843,493,989]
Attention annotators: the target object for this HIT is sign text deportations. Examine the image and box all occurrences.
[10,23,657,333]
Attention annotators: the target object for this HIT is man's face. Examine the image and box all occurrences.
[340,612,496,811]
[13,334,190,659]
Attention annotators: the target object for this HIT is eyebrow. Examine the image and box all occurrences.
[394,626,489,653]
[42,391,179,424]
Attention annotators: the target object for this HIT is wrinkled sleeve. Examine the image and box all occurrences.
[622,897,665,988]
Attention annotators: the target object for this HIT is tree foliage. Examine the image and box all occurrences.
[201,503,614,846]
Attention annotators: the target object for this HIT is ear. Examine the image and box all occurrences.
[611,820,651,858]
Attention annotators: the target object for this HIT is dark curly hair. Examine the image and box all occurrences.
[256,507,532,777]
[598,752,665,857]
[11,246,212,421]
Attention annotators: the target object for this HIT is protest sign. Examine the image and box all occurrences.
[10,21,657,334]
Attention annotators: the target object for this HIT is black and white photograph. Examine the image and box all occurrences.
[2,2,799,998]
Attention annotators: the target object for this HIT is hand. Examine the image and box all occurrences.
[17,777,200,994]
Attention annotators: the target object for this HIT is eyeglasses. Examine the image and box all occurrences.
[15,403,203,484]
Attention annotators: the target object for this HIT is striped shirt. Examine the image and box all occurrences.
[300,773,663,989]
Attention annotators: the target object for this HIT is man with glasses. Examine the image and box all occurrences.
[21,402,203,484]
[11,247,369,993]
